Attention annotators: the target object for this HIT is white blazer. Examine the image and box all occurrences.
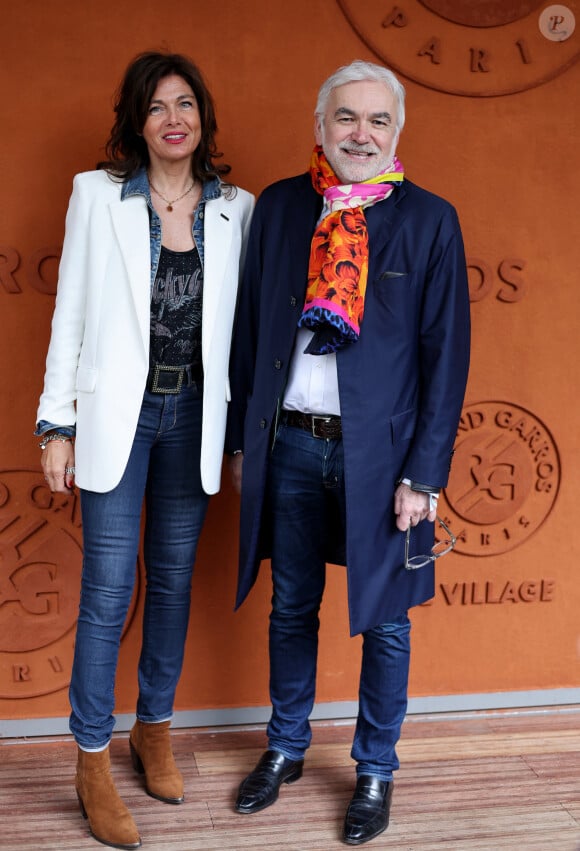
[37,170,254,494]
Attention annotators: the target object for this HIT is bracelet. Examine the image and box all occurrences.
[39,433,73,450]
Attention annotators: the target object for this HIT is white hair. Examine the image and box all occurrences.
[315,60,406,135]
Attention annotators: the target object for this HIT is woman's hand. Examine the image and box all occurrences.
[41,440,76,492]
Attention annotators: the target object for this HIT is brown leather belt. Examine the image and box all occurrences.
[281,410,342,440]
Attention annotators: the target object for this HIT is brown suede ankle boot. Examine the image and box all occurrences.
[75,747,141,849]
[129,719,184,804]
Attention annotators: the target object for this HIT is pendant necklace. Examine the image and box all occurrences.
[149,178,195,212]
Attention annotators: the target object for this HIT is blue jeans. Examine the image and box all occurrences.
[266,422,410,781]
[69,384,209,749]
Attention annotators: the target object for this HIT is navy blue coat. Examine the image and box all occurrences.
[226,173,470,635]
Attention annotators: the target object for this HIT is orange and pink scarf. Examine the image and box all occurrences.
[299,145,404,354]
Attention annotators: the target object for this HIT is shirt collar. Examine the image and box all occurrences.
[121,167,221,203]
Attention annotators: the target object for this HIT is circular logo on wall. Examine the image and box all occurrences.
[337,0,580,96]
[0,470,139,699]
[439,402,560,556]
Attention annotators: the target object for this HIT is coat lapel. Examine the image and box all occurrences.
[109,196,151,354]
[288,175,322,295]
[366,181,408,260]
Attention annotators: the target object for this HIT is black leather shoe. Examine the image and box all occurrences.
[343,775,394,845]
[235,749,304,814]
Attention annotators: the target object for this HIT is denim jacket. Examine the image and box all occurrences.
[121,166,221,286]
[36,168,222,437]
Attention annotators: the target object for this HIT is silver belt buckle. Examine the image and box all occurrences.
[311,415,332,438]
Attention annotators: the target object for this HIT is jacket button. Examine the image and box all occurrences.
[259,418,267,429]
[290,296,297,307]
[274,359,282,369]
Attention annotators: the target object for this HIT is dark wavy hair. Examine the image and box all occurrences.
[97,51,231,183]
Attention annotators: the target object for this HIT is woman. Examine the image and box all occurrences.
[36,51,253,850]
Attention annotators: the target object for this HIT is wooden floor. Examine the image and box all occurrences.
[1,707,579,850]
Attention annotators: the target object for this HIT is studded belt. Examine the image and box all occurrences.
[147,364,203,394]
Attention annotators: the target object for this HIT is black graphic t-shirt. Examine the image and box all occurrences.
[150,245,203,370]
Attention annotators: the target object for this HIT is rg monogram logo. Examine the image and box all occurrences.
[0,470,139,699]
[440,402,560,556]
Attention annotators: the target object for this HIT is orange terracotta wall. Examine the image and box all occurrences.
[1,0,579,725]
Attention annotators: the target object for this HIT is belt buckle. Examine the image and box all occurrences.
[150,365,183,394]
[311,415,332,438]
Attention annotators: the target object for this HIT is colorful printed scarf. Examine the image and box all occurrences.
[298,145,404,354]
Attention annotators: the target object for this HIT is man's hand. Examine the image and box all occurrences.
[228,453,243,495]
[394,482,435,531]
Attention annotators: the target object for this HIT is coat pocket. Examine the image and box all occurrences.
[390,407,417,444]
[372,271,416,314]
[76,365,98,393]
[377,270,409,280]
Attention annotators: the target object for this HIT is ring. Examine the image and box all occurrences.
[65,466,76,475]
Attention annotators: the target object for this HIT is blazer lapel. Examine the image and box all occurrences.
[109,196,151,354]
[202,197,233,363]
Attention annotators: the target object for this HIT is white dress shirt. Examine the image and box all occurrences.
[282,328,341,415]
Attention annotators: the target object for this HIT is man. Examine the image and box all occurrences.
[226,60,470,845]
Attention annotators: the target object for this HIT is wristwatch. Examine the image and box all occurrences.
[400,477,439,511]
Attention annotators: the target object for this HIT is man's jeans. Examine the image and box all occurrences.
[266,422,410,781]
[69,384,209,749]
